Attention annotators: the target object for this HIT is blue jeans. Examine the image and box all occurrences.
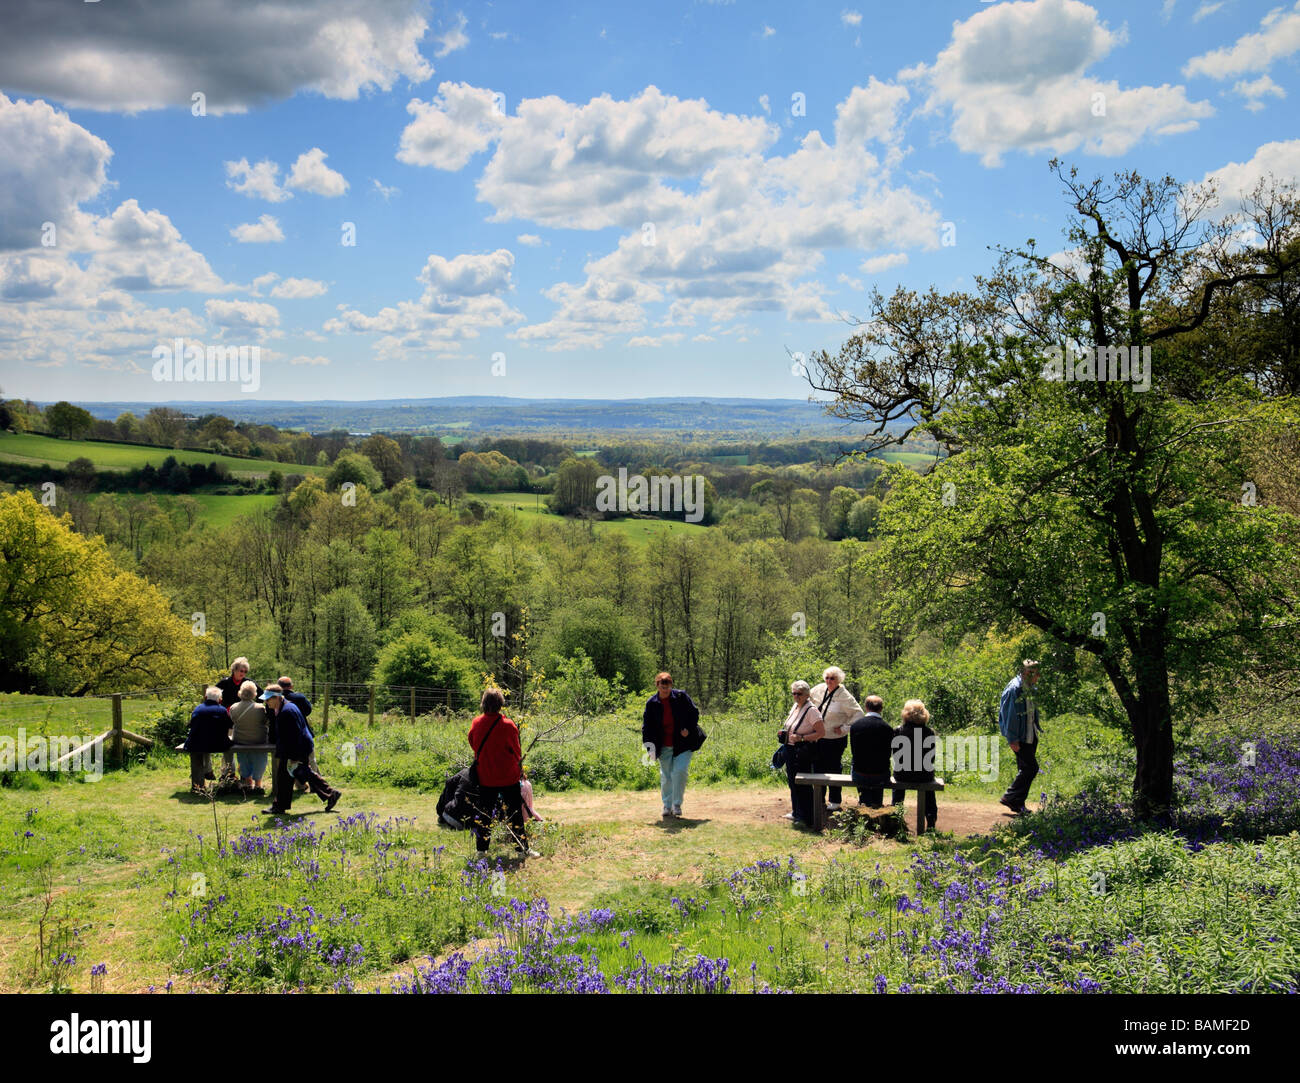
[238,751,267,781]
[658,748,693,809]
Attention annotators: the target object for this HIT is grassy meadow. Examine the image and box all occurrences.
[2,693,1295,994]
[0,431,328,479]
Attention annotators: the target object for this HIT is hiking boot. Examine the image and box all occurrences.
[998,796,1022,811]
[325,790,341,812]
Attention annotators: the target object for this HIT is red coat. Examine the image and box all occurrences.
[468,713,523,787]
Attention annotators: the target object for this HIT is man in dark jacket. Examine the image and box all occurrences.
[640,672,705,819]
[260,686,340,815]
[849,695,893,807]
[184,687,232,795]
[278,675,314,792]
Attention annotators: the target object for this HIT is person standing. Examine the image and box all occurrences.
[780,680,824,826]
[641,672,705,820]
[892,699,938,832]
[228,679,268,795]
[999,659,1043,816]
[467,688,538,857]
[183,687,232,796]
[278,676,315,793]
[849,695,893,807]
[260,685,340,816]
[216,658,258,780]
[809,666,862,811]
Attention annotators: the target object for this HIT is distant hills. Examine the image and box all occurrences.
[57,397,881,439]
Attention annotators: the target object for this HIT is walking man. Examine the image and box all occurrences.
[260,684,341,816]
[999,659,1043,815]
[641,672,705,820]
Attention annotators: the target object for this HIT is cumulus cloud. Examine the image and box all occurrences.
[0,0,434,113]
[271,277,329,299]
[0,94,112,251]
[516,233,543,246]
[230,215,285,243]
[1233,74,1286,111]
[904,0,1213,166]
[226,159,291,202]
[435,12,470,57]
[287,148,349,197]
[205,298,281,333]
[1200,140,1300,217]
[418,249,515,300]
[835,78,910,163]
[398,82,507,171]
[1184,2,1300,80]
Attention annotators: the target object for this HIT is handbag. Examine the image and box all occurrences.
[772,705,813,770]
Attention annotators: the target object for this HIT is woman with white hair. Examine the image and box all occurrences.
[809,666,862,811]
[892,699,939,832]
[183,686,233,796]
[229,680,269,795]
[780,679,824,826]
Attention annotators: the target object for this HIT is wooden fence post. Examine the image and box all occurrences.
[368,684,375,726]
[111,693,123,766]
[410,686,416,720]
[321,683,330,734]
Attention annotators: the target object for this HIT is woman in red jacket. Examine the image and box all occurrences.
[467,688,540,858]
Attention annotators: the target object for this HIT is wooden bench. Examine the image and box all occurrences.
[176,742,282,800]
[794,772,946,835]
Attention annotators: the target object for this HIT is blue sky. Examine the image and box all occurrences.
[1,0,1297,404]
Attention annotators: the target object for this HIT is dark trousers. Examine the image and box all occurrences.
[274,757,334,811]
[189,752,211,789]
[469,783,527,852]
[785,744,817,823]
[892,784,937,825]
[1003,741,1039,808]
[815,736,848,803]
[852,772,891,808]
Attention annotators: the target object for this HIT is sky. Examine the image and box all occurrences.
[0,0,1297,405]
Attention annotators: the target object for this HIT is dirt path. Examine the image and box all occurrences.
[536,787,1018,837]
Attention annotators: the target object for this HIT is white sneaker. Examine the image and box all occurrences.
[827,802,842,811]
[782,812,796,820]
[519,848,542,858]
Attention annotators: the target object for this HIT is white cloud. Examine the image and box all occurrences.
[835,78,910,163]
[762,25,775,38]
[230,215,285,243]
[87,199,229,292]
[288,354,331,366]
[226,159,291,202]
[904,0,1213,166]
[860,252,909,274]
[841,10,863,27]
[372,179,400,200]
[0,94,111,251]
[205,298,280,332]
[759,94,771,114]
[516,233,543,246]
[0,0,434,113]
[628,332,685,347]
[1185,2,1300,80]
[436,12,470,57]
[837,273,864,291]
[1193,2,1225,22]
[271,277,329,299]
[398,82,506,171]
[418,249,514,300]
[1233,74,1286,111]
[287,148,349,197]
[1200,140,1300,216]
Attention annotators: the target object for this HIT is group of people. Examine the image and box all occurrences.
[639,660,1046,832]
[183,657,342,816]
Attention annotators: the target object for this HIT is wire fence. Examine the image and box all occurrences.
[1,681,480,731]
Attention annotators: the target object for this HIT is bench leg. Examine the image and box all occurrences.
[916,794,924,838]
[813,784,826,831]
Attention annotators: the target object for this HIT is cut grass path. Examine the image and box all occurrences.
[0,764,1015,992]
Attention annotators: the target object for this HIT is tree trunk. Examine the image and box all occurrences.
[1129,641,1175,822]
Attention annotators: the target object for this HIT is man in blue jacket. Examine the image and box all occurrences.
[278,675,315,793]
[184,687,232,795]
[998,660,1043,815]
[260,685,341,815]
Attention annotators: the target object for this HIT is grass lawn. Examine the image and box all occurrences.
[0,431,327,479]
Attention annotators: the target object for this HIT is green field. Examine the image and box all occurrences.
[474,491,711,544]
[79,491,279,528]
[0,431,327,479]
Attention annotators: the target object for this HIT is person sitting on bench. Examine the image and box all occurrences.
[849,695,893,807]
[892,699,938,832]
